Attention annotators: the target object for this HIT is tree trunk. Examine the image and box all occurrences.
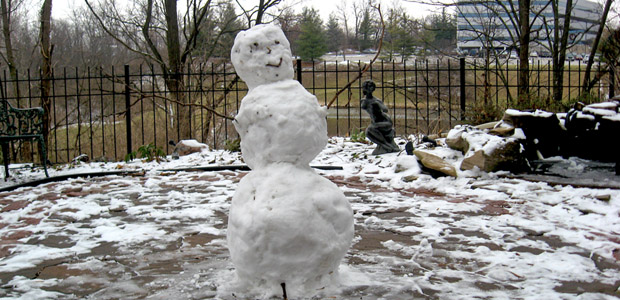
[552,0,573,103]
[581,0,613,94]
[40,0,52,151]
[164,0,190,140]
[256,0,265,25]
[1,0,19,100]
[517,0,531,106]
[2,0,32,161]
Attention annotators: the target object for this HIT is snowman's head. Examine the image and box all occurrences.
[231,24,294,90]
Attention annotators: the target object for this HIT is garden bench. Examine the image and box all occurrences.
[1,100,49,179]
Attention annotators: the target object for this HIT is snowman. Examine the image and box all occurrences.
[227,24,354,297]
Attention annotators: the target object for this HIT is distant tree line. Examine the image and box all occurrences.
[0,0,617,143]
[0,0,457,72]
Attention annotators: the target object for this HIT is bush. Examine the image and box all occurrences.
[350,129,369,144]
[125,143,166,163]
[224,138,241,152]
[466,103,503,125]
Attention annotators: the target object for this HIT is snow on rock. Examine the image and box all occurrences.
[500,109,564,159]
[172,139,208,157]
[228,24,353,297]
[564,101,620,162]
[442,125,528,173]
[505,108,554,118]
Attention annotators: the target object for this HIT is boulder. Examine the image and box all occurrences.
[445,125,474,153]
[501,109,565,160]
[475,121,500,130]
[445,124,528,173]
[72,154,89,163]
[413,149,457,177]
[173,139,208,157]
[460,138,528,173]
[394,155,421,174]
[564,101,620,162]
[488,126,515,137]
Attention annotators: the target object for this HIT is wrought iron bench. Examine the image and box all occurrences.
[1,100,49,179]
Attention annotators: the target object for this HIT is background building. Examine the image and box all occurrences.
[456,0,601,55]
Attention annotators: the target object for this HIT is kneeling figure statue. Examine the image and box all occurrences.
[361,80,399,155]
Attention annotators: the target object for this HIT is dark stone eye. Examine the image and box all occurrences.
[253,42,259,47]
[275,40,280,44]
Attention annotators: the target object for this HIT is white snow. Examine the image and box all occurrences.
[583,106,617,116]
[176,139,208,150]
[0,137,619,299]
[233,80,328,169]
[505,108,554,118]
[227,24,354,297]
[230,24,295,90]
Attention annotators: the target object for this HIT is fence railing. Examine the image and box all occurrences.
[0,58,615,164]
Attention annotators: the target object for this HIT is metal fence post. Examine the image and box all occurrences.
[124,65,132,156]
[610,67,616,99]
[296,59,302,84]
[460,57,466,121]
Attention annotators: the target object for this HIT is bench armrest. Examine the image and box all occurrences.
[1,105,45,137]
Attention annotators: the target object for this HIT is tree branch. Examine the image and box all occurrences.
[326,4,385,109]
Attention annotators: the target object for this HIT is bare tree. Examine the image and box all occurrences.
[537,0,599,103]
[0,0,24,99]
[337,0,351,59]
[456,0,510,104]
[422,0,549,106]
[85,0,220,140]
[40,0,52,148]
[491,0,548,105]
[235,0,282,26]
[581,0,614,95]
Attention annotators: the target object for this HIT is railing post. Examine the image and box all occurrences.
[610,67,616,99]
[296,59,302,84]
[124,65,132,156]
[460,57,466,121]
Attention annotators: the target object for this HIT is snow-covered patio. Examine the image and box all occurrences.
[1,138,619,299]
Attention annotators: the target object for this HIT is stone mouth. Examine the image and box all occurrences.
[266,57,283,68]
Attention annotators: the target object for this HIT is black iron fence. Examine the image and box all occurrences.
[0,58,615,164]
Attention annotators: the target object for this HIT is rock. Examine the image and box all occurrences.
[594,194,611,202]
[172,139,208,157]
[405,141,414,155]
[394,155,421,174]
[460,138,528,173]
[72,154,89,163]
[402,175,419,182]
[421,135,438,147]
[564,101,620,162]
[501,109,565,160]
[475,121,500,130]
[488,126,515,137]
[413,149,457,177]
[582,101,619,116]
[445,125,474,153]
[93,156,111,163]
[446,124,528,173]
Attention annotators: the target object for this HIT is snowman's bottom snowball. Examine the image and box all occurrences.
[227,163,354,295]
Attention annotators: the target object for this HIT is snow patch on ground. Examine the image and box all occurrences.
[0,137,619,299]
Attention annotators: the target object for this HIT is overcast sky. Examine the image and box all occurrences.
[53,0,439,22]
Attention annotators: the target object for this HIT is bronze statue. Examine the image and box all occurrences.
[361,80,399,155]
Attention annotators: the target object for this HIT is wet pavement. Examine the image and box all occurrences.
[0,169,619,299]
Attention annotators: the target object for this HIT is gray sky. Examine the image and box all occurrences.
[53,0,438,21]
